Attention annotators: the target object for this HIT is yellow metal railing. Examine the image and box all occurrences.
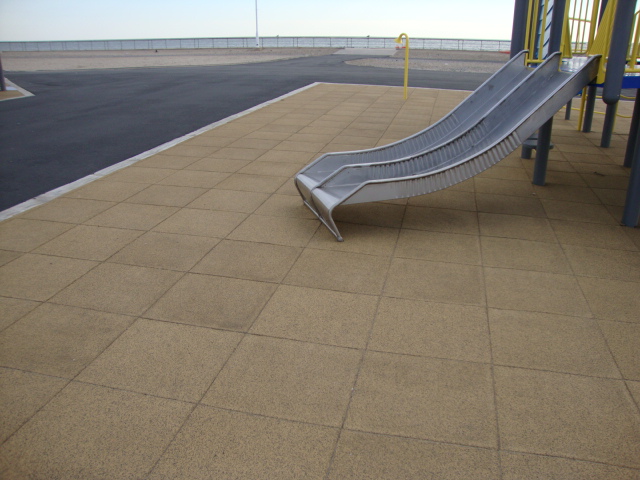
[525,0,544,63]
[584,1,639,81]
[567,0,599,53]
[587,0,617,82]
[521,0,639,130]
[524,0,577,64]
[562,9,574,58]
[524,0,639,78]
[628,10,640,73]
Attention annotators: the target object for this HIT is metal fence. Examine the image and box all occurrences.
[0,37,511,52]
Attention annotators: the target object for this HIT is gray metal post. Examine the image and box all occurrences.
[601,0,636,146]
[255,0,260,48]
[622,108,640,226]
[533,0,567,186]
[533,119,553,185]
[565,99,572,120]
[0,54,6,92]
[624,89,640,168]
[601,103,618,147]
[582,84,598,132]
[510,0,529,58]
[546,0,567,72]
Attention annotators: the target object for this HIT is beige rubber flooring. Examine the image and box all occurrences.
[1,83,639,479]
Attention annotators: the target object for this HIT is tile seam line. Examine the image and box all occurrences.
[323,222,401,479]
[0,81,324,222]
[143,323,248,477]
[498,448,640,472]
[553,211,637,397]
[477,203,504,477]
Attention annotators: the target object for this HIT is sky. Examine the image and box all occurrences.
[0,0,516,42]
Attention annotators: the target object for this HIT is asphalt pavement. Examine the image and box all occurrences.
[0,54,490,210]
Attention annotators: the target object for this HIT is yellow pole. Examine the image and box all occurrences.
[577,87,587,130]
[395,33,410,100]
[587,0,600,48]
[528,0,541,63]
[630,11,640,68]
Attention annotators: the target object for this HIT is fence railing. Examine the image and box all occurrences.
[0,37,511,53]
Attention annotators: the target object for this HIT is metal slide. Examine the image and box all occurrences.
[295,53,600,241]
[297,51,533,187]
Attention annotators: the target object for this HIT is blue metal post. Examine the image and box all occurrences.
[601,0,636,147]
[510,0,529,58]
[533,0,567,186]
[0,54,6,92]
[622,111,640,226]
[601,103,618,147]
[533,120,553,184]
[582,84,598,132]
[624,89,640,168]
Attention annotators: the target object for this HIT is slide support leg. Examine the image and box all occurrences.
[582,85,597,132]
[624,90,640,168]
[533,118,554,186]
[622,91,640,226]
[622,136,640,226]
[600,103,618,147]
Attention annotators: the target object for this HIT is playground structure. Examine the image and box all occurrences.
[295,0,640,241]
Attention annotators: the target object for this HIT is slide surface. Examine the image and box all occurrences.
[295,52,600,241]
[298,51,533,186]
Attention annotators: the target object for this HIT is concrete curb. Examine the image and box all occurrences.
[0,82,320,221]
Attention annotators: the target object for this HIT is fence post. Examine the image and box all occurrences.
[0,54,6,92]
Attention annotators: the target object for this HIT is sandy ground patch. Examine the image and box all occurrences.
[347,49,511,73]
[1,48,340,72]
[1,48,510,73]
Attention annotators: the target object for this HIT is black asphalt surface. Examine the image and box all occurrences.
[0,54,491,210]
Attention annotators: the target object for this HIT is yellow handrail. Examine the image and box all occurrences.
[526,0,540,63]
[587,0,617,83]
[577,86,588,129]
[562,8,573,57]
[587,0,600,48]
[395,33,410,100]
[572,106,633,118]
[525,0,576,63]
[629,10,640,73]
